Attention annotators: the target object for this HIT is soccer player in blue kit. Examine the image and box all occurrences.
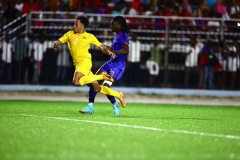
[80,16,130,116]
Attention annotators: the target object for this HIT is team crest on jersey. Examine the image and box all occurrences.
[82,36,86,39]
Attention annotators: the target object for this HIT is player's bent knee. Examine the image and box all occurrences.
[72,80,80,86]
[94,88,101,93]
[92,86,101,92]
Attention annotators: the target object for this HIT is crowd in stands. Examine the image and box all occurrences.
[1,0,240,24]
[0,0,240,90]
[1,0,239,40]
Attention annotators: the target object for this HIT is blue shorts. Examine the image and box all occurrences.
[100,60,126,81]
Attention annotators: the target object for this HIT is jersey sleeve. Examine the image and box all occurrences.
[59,31,70,44]
[90,34,102,47]
[120,35,129,46]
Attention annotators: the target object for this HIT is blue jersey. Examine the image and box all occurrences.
[110,32,129,64]
[100,32,129,81]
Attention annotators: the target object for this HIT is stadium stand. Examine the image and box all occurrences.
[0,0,239,90]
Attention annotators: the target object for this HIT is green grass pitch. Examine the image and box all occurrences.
[0,100,240,160]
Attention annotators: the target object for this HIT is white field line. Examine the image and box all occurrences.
[22,114,240,140]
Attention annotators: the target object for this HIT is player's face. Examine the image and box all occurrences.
[110,21,121,33]
[73,20,84,33]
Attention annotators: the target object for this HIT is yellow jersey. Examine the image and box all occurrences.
[59,30,102,65]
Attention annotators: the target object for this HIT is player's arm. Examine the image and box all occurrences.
[53,40,62,48]
[91,34,116,58]
[111,44,129,55]
[99,45,116,58]
[53,31,70,48]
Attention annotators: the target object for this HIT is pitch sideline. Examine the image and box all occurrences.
[22,114,240,140]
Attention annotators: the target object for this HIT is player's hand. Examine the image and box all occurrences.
[108,51,116,59]
[53,41,60,48]
[53,43,58,48]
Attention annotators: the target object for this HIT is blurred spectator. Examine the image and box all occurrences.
[55,44,71,84]
[207,0,217,8]
[24,33,35,84]
[195,0,212,31]
[0,0,3,11]
[228,0,240,19]
[78,0,102,13]
[206,19,221,40]
[0,35,13,83]
[226,40,238,89]
[178,0,193,16]
[12,32,28,84]
[32,35,47,84]
[45,11,65,36]
[131,0,143,13]
[178,0,195,29]
[69,0,78,10]
[22,0,41,14]
[213,0,230,19]
[146,41,163,87]
[112,4,122,15]
[138,3,147,15]
[3,1,21,26]
[157,0,174,11]
[115,0,128,12]
[125,34,141,86]
[197,0,211,17]
[22,0,43,27]
[237,42,240,89]
[199,40,222,89]
[184,38,204,88]
[46,0,61,12]
[0,47,3,81]
[215,41,228,89]
[122,2,137,23]
[15,0,24,13]
[96,2,108,14]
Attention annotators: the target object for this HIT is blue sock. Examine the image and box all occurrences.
[107,95,116,104]
[89,88,97,103]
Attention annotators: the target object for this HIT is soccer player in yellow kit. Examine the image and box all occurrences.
[53,16,126,107]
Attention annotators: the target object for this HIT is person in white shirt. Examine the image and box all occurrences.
[32,35,47,84]
[126,34,141,86]
[55,44,71,84]
[184,38,203,88]
[227,40,238,89]
[0,35,13,83]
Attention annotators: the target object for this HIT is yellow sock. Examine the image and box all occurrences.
[100,85,120,99]
[79,75,103,86]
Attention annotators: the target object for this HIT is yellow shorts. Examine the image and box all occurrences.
[75,58,93,76]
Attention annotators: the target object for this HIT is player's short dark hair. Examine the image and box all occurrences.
[76,16,89,28]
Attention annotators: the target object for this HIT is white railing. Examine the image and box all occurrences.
[0,14,28,40]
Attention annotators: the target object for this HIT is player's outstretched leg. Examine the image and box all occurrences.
[79,72,114,86]
[79,88,97,114]
[118,91,126,108]
[100,86,126,108]
[79,104,94,114]
[107,95,120,116]
[113,103,120,116]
